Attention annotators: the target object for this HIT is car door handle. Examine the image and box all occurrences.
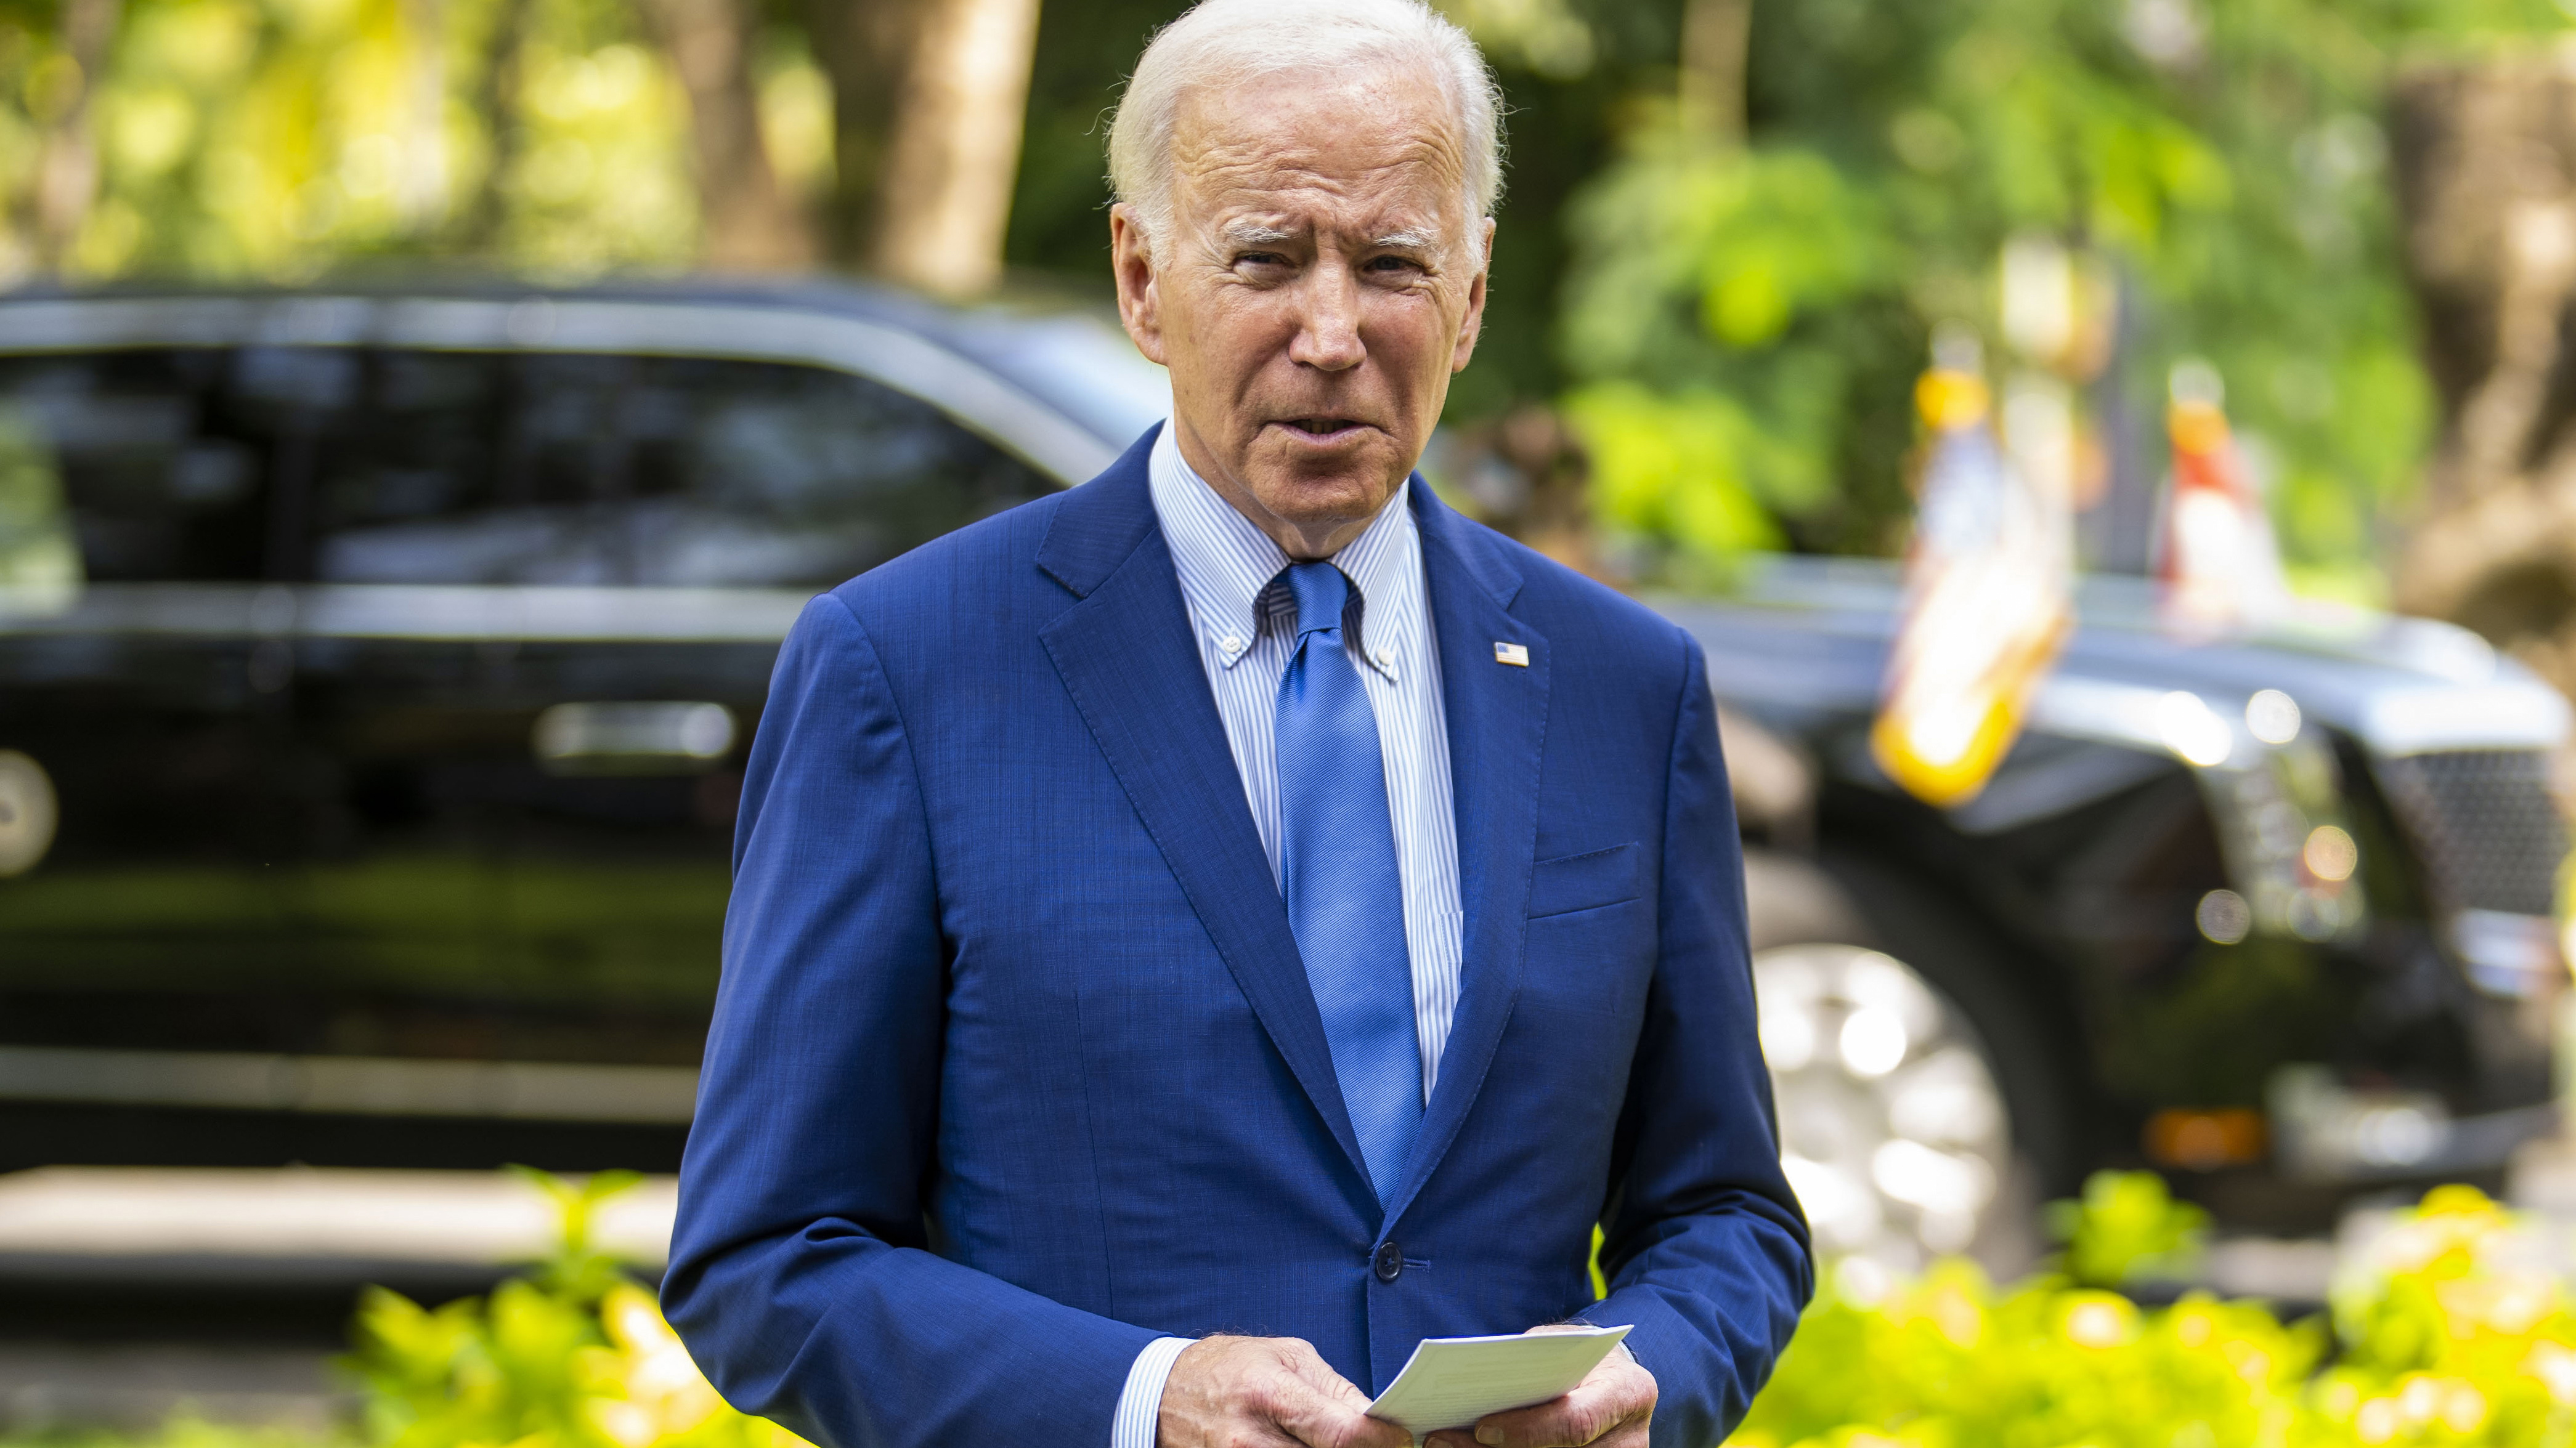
[533,702,736,775]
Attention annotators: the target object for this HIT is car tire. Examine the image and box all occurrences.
[1743,847,2082,1289]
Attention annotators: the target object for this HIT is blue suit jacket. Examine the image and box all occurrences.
[664,429,1811,1448]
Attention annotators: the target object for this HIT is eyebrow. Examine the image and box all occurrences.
[1372,229,1439,253]
[1220,222,1299,248]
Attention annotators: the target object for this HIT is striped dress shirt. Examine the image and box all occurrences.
[1107,423,1465,1447]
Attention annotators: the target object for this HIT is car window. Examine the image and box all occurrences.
[309,351,1054,588]
[0,345,1056,589]
[0,351,267,582]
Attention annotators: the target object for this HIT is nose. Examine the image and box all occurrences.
[1288,259,1365,373]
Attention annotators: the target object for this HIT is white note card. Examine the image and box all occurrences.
[1364,1325,1631,1436]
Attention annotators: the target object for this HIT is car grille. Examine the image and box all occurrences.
[2373,749,2567,916]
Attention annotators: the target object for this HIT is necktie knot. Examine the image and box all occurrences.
[1286,562,1351,640]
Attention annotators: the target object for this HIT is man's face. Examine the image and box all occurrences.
[1111,67,1493,557]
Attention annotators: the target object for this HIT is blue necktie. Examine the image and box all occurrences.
[1275,561,1422,1205]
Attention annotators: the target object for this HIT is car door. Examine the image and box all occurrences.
[0,346,312,1126]
[284,336,1058,1080]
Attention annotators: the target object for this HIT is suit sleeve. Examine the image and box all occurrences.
[662,593,1159,1448]
[1587,631,1814,1448]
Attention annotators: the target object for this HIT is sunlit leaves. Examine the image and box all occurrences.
[0,0,703,280]
[344,1170,811,1448]
[1732,1181,2575,1448]
[2047,1168,2210,1289]
[1558,0,2569,587]
[1566,380,1789,567]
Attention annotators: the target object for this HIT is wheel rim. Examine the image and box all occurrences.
[1754,942,2014,1287]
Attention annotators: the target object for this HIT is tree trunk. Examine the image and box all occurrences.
[2388,55,2576,699]
[801,0,928,270]
[398,0,450,233]
[31,0,121,273]
[459,0,532,252]
[640,0,819,270]
[869,0,1040,296]
[1678,0,1751,147]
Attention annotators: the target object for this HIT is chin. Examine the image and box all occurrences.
[1243,438,1411,527]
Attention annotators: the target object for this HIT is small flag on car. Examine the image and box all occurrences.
[2157,361,2288,634]
[1871,332,2073,807]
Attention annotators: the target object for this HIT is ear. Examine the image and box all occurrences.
[1110,205,1169,366]
[1450,215,1497,374]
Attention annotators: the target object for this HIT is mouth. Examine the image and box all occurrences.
[1270,416,1373,443]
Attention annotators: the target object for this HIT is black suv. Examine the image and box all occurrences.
[0,281,2564,1282]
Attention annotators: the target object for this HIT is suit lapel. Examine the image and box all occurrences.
[1036,432,1374,1195]
[1384,483,1548,1223]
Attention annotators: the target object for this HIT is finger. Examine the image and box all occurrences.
[1275,1396,1412,1448]
[1282,1345,1379,1412]
[1463,1377,1642,1448]
[1257,1358,1411,1448]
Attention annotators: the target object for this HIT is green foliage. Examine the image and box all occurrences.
[2048,1168,2209,1290]
[0,0,711,280]
[0,1419,353,1448]
[1736,1181,2576,1447]
[1559,0,2567,584]
[1736,1265,2325,1448]
[0,406,77,593]
[342,1169,805,1448]
[506,1165,647,1304]
[1564,138,1915,562]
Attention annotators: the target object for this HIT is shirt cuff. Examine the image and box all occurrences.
[1110,1335,1193,1448]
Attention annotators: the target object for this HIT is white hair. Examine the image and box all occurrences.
[1106,0,1504,254]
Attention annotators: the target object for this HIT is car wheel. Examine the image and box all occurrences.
[1745,851,2070,1289]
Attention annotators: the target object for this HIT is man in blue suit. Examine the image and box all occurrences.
[664,0,1810,1443]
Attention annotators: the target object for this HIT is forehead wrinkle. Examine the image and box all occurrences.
[1168,70,1471,211]
[1184,160,1463,251]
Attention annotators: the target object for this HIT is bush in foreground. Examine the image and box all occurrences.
[15,1171,2568,1448]
[340,1169,802,1448]
[1732,1178,2576,1447]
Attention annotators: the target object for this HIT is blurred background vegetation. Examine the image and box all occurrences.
[3,0,2575,602]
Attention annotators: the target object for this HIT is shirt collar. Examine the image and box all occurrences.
[1147,422,1416,681]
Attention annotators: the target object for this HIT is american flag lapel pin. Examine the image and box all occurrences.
[1493,641,1530,667]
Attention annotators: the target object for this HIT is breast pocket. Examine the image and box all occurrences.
[1527,841,1641,919]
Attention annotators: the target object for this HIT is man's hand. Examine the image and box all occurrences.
[1158,1335,1416,1448]
[1423,1327,1656,1448]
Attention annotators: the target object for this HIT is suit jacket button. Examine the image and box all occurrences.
[1373,1241,1403,1282]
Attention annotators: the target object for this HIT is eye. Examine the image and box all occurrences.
[1235,251,1290,269]
[1364,254,1426,277]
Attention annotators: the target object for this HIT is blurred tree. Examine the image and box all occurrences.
[2389,55,2576,702]
[457,0,534,247]
[999,0,1174,286]
[798,0,926,264]
[0,0,853,277]
[30,0,119,269]
[1559,0,2572,589]
[1675,0,1747,144]
[871,0,1038,293]
[639,0,815,269]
